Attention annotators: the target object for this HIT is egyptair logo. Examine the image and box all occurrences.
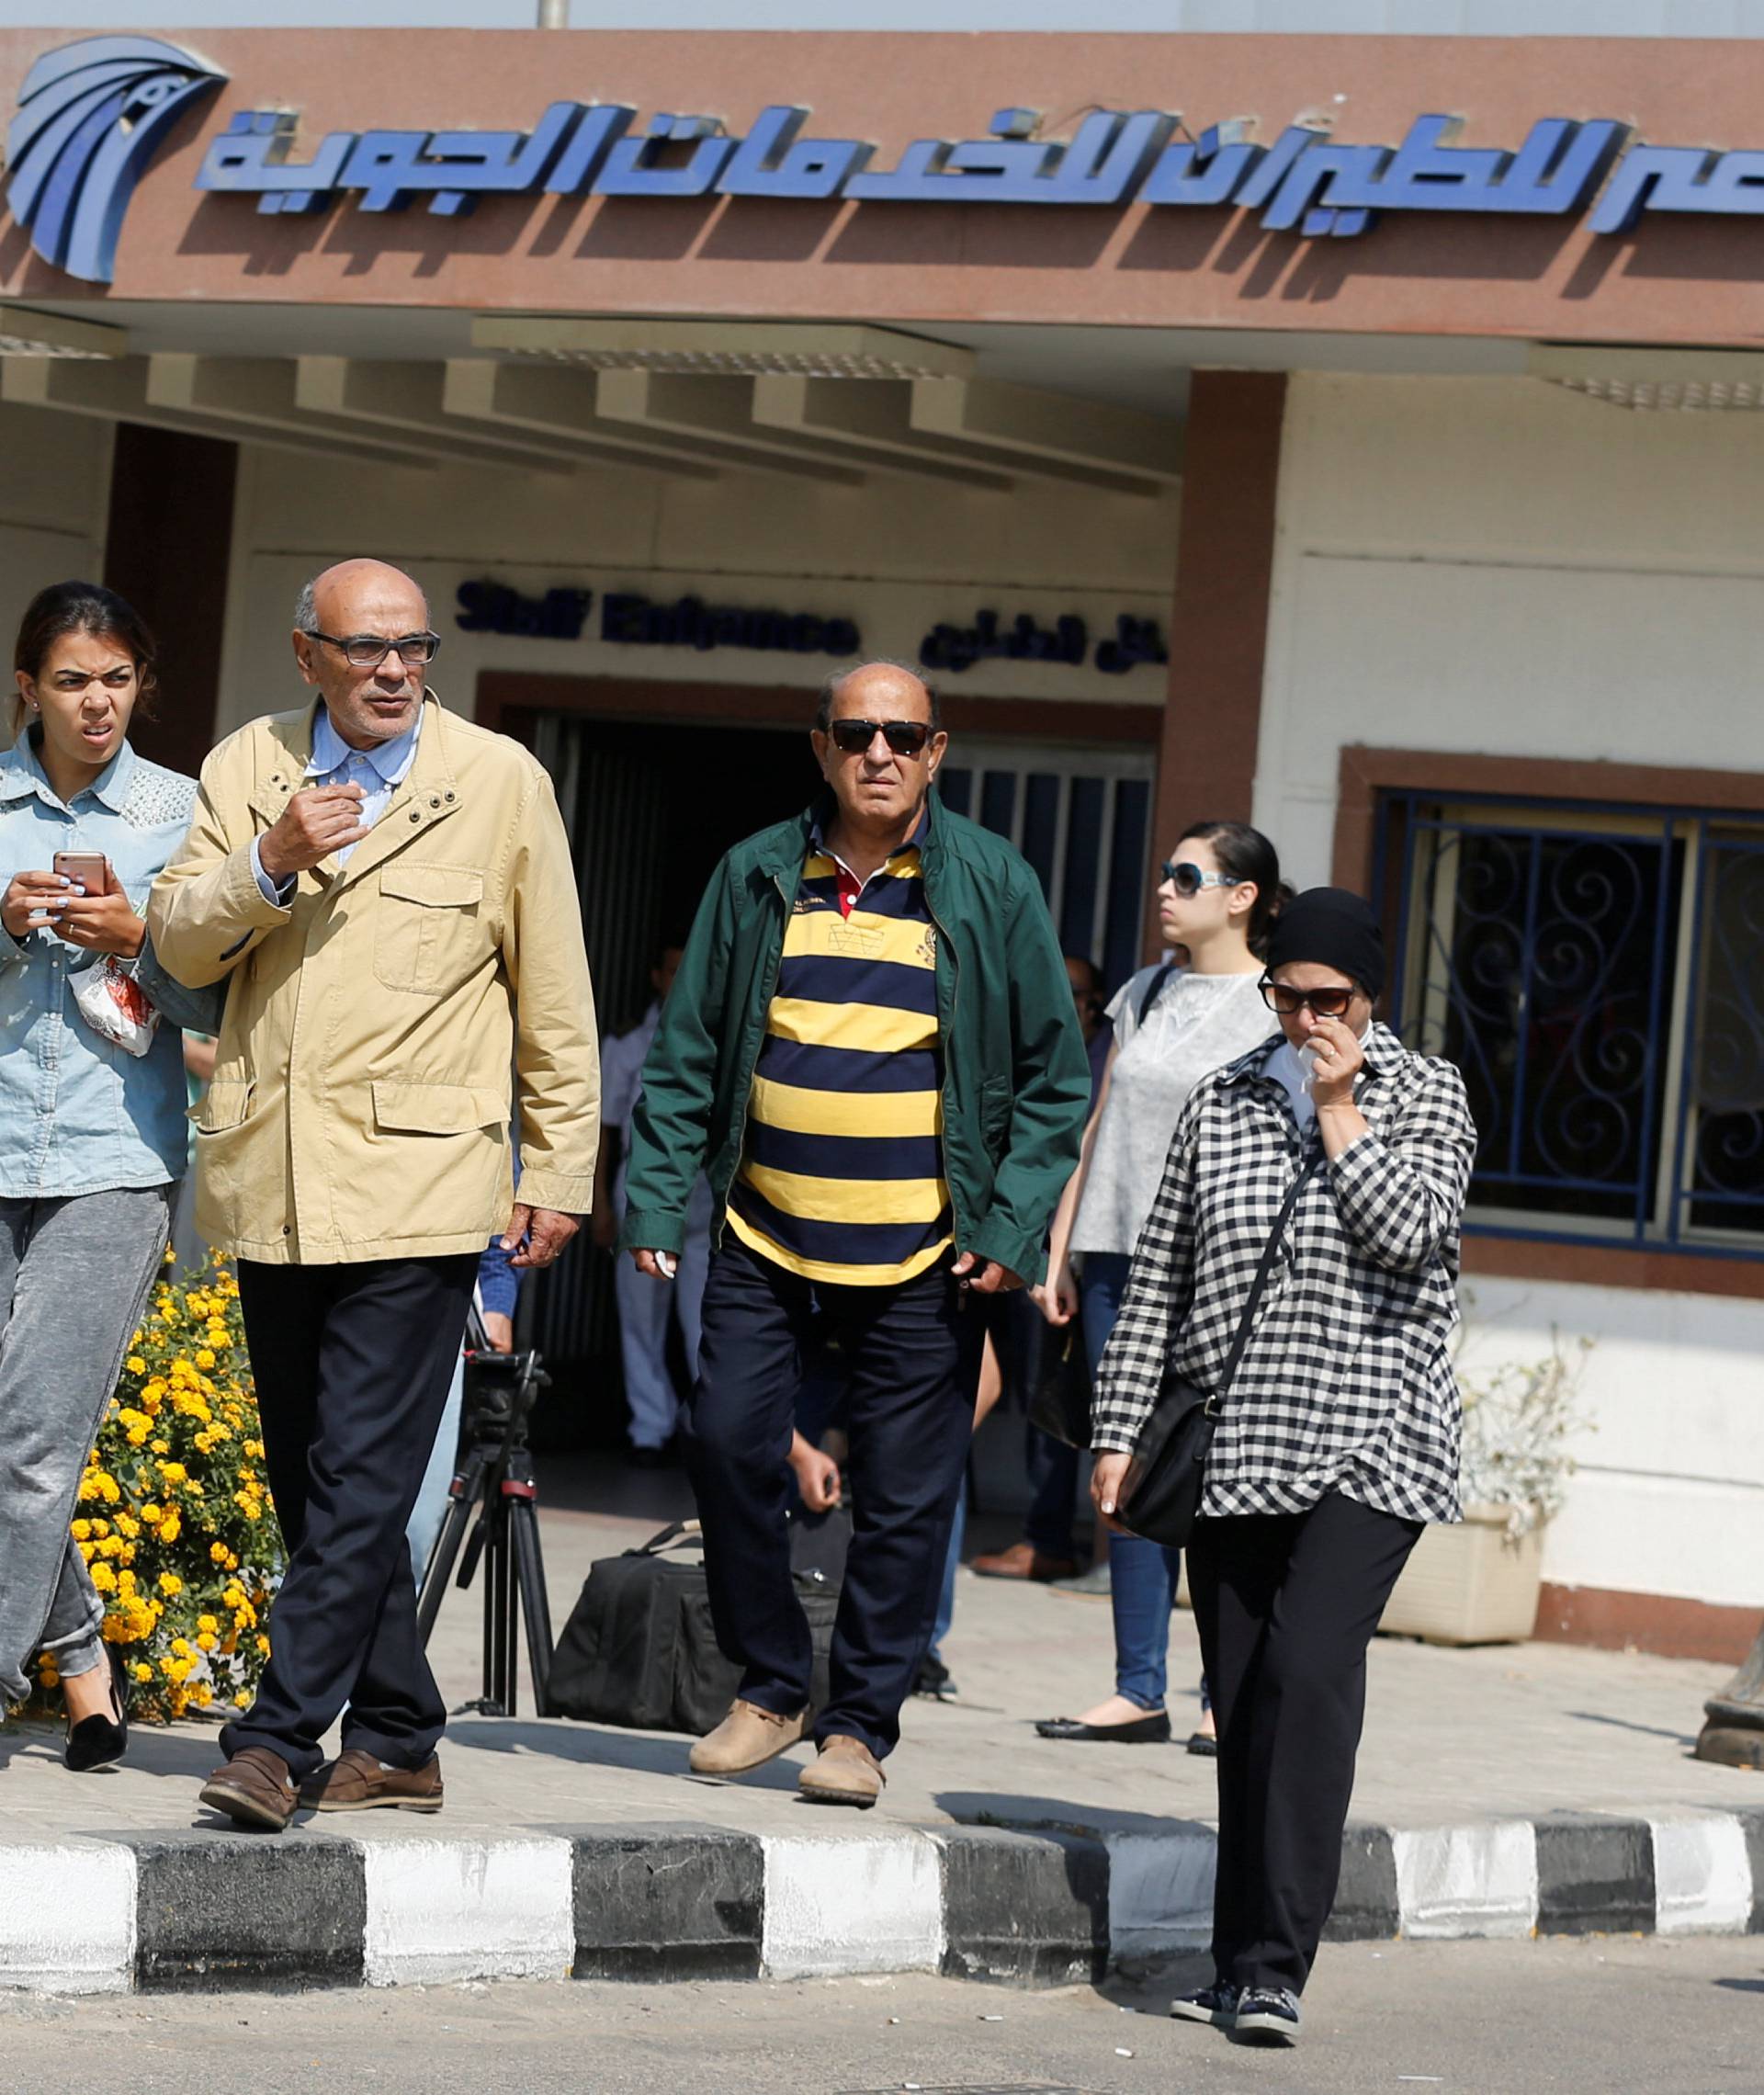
[6,36,225,283]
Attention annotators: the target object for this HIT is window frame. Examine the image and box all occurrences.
[1336,746,1764,1297]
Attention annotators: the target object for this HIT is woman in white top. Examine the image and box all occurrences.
[1032,821,1285,1746]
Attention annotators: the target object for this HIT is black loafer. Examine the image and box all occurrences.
[64,1647,129,1773]
[1035,1709,1171,1743]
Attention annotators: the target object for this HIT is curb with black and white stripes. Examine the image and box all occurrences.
[4,1808,1762,1993]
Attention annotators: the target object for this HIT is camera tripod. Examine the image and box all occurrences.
[416,1306,557,1718]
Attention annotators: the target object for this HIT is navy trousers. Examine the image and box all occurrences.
[687,1238,985,1759]
[222,1255,478,1780]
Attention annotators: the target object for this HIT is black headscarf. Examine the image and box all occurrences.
[1264,888,1385,1002]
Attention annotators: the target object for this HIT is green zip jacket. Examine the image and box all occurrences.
[619,789,1091,1286]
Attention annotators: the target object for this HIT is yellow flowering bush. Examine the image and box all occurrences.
[31,1254,282,1723]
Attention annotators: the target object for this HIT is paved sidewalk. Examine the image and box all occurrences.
[2,1456,1759,1990]
[3,1460,1754,1841]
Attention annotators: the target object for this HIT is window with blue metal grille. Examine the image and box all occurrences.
[1383,794,1764,1258]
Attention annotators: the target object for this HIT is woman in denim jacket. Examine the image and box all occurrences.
[0,581,220,1772]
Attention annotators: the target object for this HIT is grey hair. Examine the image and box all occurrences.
[815,658,941,734]
[292,577,319,636]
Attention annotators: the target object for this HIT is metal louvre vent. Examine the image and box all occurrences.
[472,316,975,381]
[1550,376,1764,413]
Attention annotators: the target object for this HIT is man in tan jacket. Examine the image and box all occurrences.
[148,558,597,1830]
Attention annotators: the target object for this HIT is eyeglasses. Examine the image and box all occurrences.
[304,629,442,669]
[1160,859,1241,897]
[1260,978,1358,1018]
[828,718,932,757]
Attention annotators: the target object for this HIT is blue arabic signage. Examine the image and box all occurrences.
[455,581,1167,675]
[14,37,1764,284]
[194,96,1764,244]
[921,610,1167,677]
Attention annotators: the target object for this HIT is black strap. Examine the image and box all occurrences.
[1207,1152,1323,1417]
[628,1519,701,1557]
[1136,961,1177,1024]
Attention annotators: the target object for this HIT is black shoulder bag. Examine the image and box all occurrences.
[1117,1152,1322,1549]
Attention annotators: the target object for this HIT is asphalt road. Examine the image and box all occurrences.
[5,1937,1763,2095]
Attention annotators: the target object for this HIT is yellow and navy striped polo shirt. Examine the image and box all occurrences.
[725,828,951,1287]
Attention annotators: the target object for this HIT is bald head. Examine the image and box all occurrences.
[294,560,428,641]
[291,558,435,751]
[811,656,946,845]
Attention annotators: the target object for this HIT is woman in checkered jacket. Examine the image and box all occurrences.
[1089,888,1477,2048]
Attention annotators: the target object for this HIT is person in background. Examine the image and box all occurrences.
[911,1331,1006,1699]
[405,1235,521,1582]
[170,1031,218,1274]
[1090,889,1476,2047]
[1034,822,1286,1750]
[149,558,599,1831]
[594,941,712,1466]
[622,660,1090,1806]
[970,953,1113,1585]
[0,581,221,1774]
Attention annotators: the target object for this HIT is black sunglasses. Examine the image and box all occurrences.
[1160,858,1241,898]
[305,629,442,669]
[828,718,932,757]
[1260,978,1358,1018]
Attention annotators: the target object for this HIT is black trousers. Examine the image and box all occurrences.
[220,1255,478,1780]
[1186,1492,1423,1997]
[687,1238,985,1760]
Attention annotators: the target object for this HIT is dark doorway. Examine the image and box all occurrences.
[521,713,818,1444]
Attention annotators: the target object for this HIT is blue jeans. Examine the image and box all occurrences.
[406,1349,464,1581]
[1082,1251,1182,1713]
[928,1489,966,1662]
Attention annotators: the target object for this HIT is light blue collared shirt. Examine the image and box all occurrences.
[0,734,223,1196]
[251,702,424,902]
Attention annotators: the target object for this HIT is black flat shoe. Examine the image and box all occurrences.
[1035,1709,1172,1743]
[64,1647,129,1773]
[1186,1730,1219,1758]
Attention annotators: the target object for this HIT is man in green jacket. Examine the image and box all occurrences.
[622,660,1090,1806]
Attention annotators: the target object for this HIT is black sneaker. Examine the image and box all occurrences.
[1234,1987,1302,2044]
[1169,1980,1238,2026]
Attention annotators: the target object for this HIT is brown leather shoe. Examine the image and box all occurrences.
[299,1748,445,1813]
[199,1747,298,1830]
[689,1698,808,1776]
[970,1541,1078,1582]
[797,1734,886,1806]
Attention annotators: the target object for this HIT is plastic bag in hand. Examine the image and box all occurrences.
[72,954,160,1058]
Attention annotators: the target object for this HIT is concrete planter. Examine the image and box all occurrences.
[1379,1501,1545,1646]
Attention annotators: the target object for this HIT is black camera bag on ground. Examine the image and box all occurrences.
[549,1519,839,1735]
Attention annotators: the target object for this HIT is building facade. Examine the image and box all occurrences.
[0,25,1758,1658]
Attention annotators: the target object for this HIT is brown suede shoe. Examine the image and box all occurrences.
[299,1748,445,1813]
[199,1747,299,1831]
[797,1734,885,1806]
[970,1541,1078,1582]
[689,1698,808,1776]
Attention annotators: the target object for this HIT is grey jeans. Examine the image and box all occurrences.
[0,1185,172,1706]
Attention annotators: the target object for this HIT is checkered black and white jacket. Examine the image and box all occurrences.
[1090,1024,1478,1525]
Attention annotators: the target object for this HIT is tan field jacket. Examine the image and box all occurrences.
[147,693,599,1264]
